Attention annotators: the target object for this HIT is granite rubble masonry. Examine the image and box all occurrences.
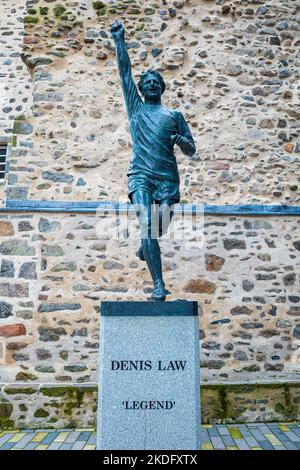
[0,222,15,236]
[0,0,34,207]
[0,240,36,256]
[0,212,298,386]
[19,261,37,280]
[0,260,15,278]
[0,302,13,319]
[0,383,299,428]
[0,0,299,205]
[0,324,26,337]
[0,282,29,298]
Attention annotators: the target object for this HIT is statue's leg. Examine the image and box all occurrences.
[131,190,168,301]
[158,198,176,238]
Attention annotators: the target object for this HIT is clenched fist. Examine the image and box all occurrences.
[110,19,125,41]
[171,134,185,146]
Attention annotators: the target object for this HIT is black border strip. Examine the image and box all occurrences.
[101,301,198,316]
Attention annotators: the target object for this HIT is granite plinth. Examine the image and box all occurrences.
[97,301,200,450]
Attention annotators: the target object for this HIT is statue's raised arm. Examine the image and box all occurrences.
[111,20,142,119]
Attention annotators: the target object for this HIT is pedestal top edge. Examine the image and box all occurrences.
[101,301,198,317]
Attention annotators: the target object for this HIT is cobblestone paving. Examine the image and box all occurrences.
[0,423,299,450]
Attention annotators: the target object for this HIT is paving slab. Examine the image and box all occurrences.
[0,423,299,451]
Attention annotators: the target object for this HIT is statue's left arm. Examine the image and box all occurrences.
[172,112,196,157]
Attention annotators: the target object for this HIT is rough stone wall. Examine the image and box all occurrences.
[1,0,300,205]
[0,211,299,384]
[1,383,299,428]
[0,0,33,133]
[0,0,33,207]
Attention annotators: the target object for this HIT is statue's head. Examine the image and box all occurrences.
[138,69,166,102]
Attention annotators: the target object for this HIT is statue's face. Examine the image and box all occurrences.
[141,74,162,101]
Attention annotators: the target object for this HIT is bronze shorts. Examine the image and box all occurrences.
[128,174,180,204]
